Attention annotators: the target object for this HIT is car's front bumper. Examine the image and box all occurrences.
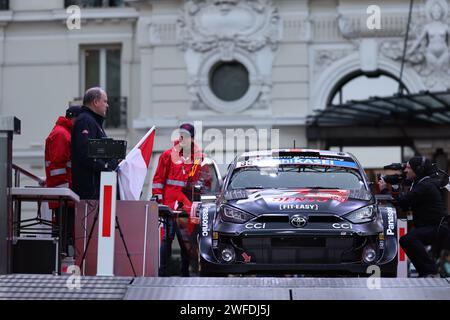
[200,231,398,275]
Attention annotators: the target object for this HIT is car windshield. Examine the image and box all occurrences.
[228,165,366,191]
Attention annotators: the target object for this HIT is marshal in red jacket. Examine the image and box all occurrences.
[152,140,205,213]
[45,116,73,209]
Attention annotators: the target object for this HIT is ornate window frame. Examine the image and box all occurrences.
[197,49,262,113]
[177,0,280,114]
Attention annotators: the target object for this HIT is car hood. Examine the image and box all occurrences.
[224,188,373,216]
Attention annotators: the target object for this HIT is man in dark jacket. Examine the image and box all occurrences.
[379,156,448,277]
[71,87,118,200]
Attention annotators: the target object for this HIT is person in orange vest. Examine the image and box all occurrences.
[152,123,205,276]
[44,106,82,256]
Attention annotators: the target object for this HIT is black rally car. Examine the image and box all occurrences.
[197,149,398,276]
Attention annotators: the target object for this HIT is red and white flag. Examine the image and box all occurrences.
[118,126,155,200]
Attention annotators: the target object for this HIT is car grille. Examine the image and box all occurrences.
[241,236,365,264]
[253,215,289,223]
[307,215,344,223]
[253,214,344,224]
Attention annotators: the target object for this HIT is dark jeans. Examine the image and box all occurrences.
[400,225,440,276]
[159,218,190,277]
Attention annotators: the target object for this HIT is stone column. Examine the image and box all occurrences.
[139,47,153,119]
[0,25,4,116]
[136,16,153,120]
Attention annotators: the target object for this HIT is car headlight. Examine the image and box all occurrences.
[345,205,376,223]
[220,206,255,223]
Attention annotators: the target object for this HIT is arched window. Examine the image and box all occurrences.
[328,70,409,106]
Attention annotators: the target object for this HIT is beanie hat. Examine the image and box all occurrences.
[66,106,83,119]
[179,123,195,138]
[408,156,432,176]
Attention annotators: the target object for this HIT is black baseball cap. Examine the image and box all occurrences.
[66,106,82,119]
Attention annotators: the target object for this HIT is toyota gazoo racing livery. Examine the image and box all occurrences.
[197,149,399,276]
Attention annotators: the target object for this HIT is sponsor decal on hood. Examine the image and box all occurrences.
[279,203,319,211]
[271,189,351,203]
[234,189,371,206]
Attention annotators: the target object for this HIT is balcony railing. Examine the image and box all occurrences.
[65,0,124,8]
[0,0,9,11]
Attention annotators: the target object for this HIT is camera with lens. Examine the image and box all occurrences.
[380,162,450,190]
[380,163,407,185]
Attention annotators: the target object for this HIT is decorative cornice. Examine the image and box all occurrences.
[337,14,409,39]
[281,13,311,42]
[133,115,307,130]
[0,11,13,27]
[1,8,138,24]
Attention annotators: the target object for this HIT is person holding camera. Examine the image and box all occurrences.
[152,123,205,277]
[378,156,448,278]
[71,87,118,200]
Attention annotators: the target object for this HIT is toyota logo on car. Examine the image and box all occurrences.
[290,215,307,228]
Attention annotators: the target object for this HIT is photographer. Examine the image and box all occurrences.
[378,156,447,278]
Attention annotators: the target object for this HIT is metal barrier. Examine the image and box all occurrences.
[12,164,46,188]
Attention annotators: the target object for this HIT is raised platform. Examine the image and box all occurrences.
[1,274,449,300]
[0,274,133,300]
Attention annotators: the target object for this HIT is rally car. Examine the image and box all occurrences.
[197,149,399,277]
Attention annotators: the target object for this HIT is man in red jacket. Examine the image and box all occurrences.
[152,123,205,276]
[44,106,82,256]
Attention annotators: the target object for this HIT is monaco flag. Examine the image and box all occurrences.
[118,126,155,200]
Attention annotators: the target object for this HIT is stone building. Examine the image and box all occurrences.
[1,0,449,196]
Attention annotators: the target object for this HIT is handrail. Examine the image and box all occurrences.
[12,164,46,187]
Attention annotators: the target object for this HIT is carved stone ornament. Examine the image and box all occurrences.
[380,0,450,90]
[313,48,355,77]
[177,0,281,113]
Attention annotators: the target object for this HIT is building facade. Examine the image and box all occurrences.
[1,0,449,194]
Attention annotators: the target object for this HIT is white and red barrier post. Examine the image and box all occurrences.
[97,171,117,276]
[397,219,408,277]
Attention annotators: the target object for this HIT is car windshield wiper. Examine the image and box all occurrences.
[231,186,265,190]
[304,186,341,189]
